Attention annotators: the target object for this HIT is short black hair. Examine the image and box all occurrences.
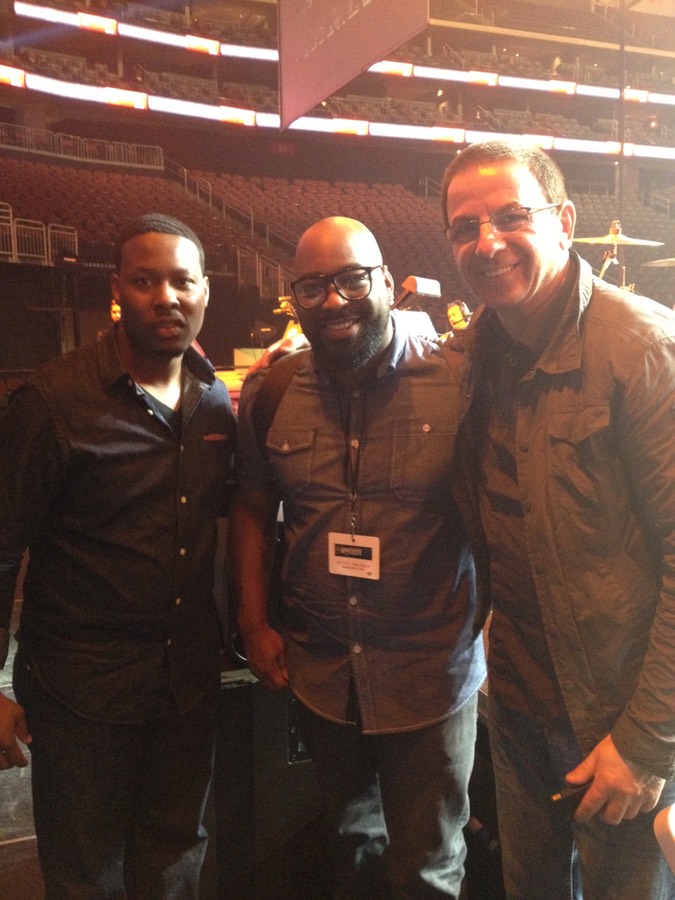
[114,213,205,272]
[440,140,568,229]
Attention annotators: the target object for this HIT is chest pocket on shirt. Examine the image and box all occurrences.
[547,405,620,506]
[266,426,316,495]
[389,418,456,504]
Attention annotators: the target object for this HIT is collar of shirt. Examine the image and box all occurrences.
[97,327,217,395]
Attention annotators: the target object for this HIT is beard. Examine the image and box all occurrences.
[303,304,392,374]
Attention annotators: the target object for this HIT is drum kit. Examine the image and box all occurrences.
[574,219,673,289]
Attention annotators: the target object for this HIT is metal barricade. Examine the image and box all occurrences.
[48,224,79,265]
[0,202,16,262]
[14,219,47,265]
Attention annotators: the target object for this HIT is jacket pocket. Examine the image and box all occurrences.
[548,405,610,446]
[547,405,623,514]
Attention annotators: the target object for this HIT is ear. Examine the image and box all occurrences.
[203,275,210,307]
[559,199,576,249]
[382,264,396,305]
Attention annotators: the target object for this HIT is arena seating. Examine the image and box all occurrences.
[0,152,672,307]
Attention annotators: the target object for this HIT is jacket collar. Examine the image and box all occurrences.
[455,251,593,378]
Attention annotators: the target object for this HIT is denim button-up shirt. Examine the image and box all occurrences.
[0,328,235,722]
[236,315,485,733]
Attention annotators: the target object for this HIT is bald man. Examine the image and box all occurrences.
[229,217,485,898]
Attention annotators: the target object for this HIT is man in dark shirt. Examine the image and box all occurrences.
[0,213,236,898]
[229,216,485,898]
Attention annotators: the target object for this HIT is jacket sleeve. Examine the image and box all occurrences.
[611,331,675,779]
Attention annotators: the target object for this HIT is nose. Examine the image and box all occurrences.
[475,220,506,255]
[153,280,179,306]
[321,281,348,310]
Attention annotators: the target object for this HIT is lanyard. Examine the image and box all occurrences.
[339,392,364,540]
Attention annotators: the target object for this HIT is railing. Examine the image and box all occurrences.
[0,201,16,262]
[166,157,300,254]
[0,122,164,170]
[15,219,48,265]
[0,203,78,264]
[236,246,292,299]
[644,191,673,218]
[420,177,443,200]
[165,158,255,237]
[165,158,298,295]
[48,224,79,265]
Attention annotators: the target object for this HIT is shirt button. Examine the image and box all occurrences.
[282,440,289,451]
[353,643,362,654]
[348,595,358,606]
[166,637,172,646]
[180,496,187,504]
[351,438,359,449]
[175,597,182,606]
[179,547,186,556]
[147,408,154,416]
[422,423,431,433]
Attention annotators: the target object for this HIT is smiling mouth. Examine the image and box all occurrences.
[322,317,359,333]
[480,263,518,279]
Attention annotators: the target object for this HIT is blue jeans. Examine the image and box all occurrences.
[488,698,675,900]
[14,650,219,900]
[296,694,478,899]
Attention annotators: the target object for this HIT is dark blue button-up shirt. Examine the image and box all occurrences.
[0,327,235,722]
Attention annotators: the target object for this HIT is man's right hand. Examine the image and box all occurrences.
[0,692,31,769]
[242,624,289,691]
[247,333,310,375]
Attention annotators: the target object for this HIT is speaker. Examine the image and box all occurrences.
[209,674,330,899]
[463,714,506,899]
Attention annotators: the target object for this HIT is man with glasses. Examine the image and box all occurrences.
[228,216,485,898]
[441,139,675,898]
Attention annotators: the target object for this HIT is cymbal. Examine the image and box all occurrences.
[642,258,675,268]
[574,233,664,246]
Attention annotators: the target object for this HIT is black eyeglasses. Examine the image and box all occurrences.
[291,265,382,309]
[444,204,561,245]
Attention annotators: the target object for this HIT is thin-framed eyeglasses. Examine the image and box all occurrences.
[444,204,561,245]
[291,264,383,309]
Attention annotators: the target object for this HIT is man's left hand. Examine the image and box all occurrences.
[565,734,665,824]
